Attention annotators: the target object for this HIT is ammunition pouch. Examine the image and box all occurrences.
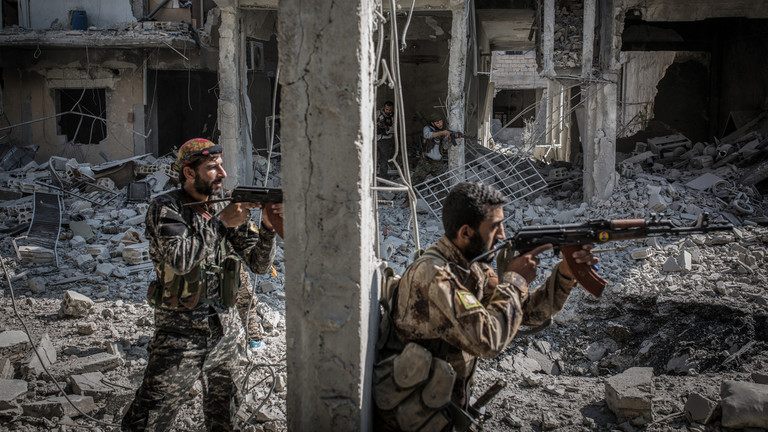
[147,239,241,310]
[147,263,205,311]
[217,254,242,308]
[373,342,456,432]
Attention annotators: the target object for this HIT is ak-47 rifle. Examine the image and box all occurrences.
[183,186,284,236]
[182,186,282,207]
[446,130,480,147]
[468,213,733,299]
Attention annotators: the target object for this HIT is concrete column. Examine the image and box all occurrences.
[581,0,596,78]
[541,0,555,77]
[582,83,618,202]
[217,6,253,189]
[446,0,467,178]
[278,0,377,430]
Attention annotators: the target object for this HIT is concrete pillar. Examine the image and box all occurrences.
[581,0,596,78]
[541,0,555,77]
[582,82,618,202]
[217,5,253,189]
[446,0,468,178]
[278,0,377,430]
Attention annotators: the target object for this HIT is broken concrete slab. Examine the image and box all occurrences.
[753,372,768,385]
[0,330,31,362]
[605,367,654,426]
[69,371,114,402]
[684,392,717,424]
[720,380,768,429]
[662,256,682,272]
[22,333,56,378]
[0,379,27,410]
[69,216,95,241]
[50,352,124,380]
[0,358,12,379]
[22,394,97,419]
[526,347,558,375]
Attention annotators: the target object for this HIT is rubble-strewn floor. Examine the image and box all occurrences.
[1,144,767,431]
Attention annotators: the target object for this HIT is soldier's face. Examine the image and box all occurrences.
[384,105,393,115]
[464,205,506,262]
[192,155,226,196]
[432,120,443,129]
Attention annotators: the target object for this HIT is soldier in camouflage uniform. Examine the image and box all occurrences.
[121,138,281,431]
[373,182,598,431]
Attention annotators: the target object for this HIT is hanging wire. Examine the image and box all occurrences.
[238,63,283,429]
[379,0,421,253]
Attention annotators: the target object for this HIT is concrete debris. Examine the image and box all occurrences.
[59,290,94,318]
[605,367,654,426]
[720,380,768,429]
[22,333,56,378]
[684,392,718,424]
[69,371,114,402]
[0,331,32,363]
[22,394,97,419]
[0,379,27,409]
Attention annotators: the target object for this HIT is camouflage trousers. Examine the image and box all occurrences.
[411,158,446,184]
[121,310,243,431]
[236,267,261,342]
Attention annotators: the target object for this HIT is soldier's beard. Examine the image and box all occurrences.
[192,174,221,197]
[464,231,493,264]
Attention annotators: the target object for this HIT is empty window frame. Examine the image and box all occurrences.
[56,88,107,144]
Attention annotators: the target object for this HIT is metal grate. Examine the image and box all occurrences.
[413,148,547,221]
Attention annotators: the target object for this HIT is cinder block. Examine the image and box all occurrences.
[605,367,654,426]
[631,247,654,260]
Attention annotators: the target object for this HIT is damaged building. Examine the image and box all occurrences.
[0,0,767,430]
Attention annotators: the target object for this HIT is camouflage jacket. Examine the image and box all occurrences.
[145,188,277,336]
[392,235,575,406]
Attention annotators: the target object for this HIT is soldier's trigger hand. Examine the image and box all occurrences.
[218,203,253,228]
[504,243,553,283]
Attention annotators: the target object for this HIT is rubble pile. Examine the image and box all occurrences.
[553,0,584,70]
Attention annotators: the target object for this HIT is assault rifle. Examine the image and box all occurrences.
[183,186,282,207]
[447,130,479,147]
[469,213,733,299]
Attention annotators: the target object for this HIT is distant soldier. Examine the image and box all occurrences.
[376,101,395,178]
[413,112,452,183]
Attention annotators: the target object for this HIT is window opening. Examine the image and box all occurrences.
[56,88,107,144]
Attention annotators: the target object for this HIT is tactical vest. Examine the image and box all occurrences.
[146,238,242,311]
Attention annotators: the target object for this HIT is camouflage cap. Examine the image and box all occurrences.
[173,138,222,172]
